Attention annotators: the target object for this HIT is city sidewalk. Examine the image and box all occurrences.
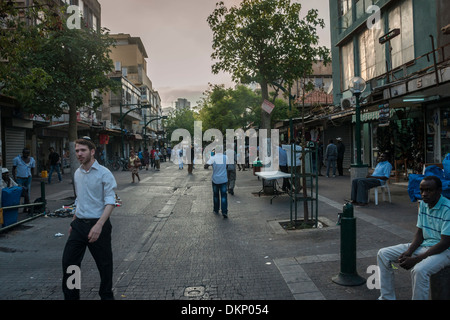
[0,163,420,301]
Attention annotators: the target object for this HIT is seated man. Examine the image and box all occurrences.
[2,167,30,210]
[377,176,450,299]
[350,153,392,206]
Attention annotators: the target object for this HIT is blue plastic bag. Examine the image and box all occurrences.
[443,153,450,179]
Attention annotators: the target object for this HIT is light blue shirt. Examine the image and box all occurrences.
[207,153,228,184]
[372,161,392,185]
[13,155,35,178]
[278,147,287,166]
[74,160,117,219]
[417,195,450,249]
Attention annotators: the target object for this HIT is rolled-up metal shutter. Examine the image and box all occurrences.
[5,127,25,171]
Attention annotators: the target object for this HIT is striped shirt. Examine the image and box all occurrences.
[74,160,117,219]
[417,195,450,249]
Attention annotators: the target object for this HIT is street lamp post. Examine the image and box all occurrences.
[119,102,151,158]
[349,76,366,167]
[143,114,168,150]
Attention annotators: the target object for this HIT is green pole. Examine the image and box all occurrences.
[332,203,366,286]
[355,92,362,166]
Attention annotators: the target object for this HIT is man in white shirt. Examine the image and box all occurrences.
[62,137,117,300]
[205,145,229,218]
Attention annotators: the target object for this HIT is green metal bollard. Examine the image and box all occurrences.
[332,203,366,286]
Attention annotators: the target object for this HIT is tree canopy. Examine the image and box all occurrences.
[207,0,330,130]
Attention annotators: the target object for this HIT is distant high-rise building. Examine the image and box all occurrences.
[175,98,191,110]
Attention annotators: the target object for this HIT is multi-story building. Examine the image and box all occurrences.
[104,33,163,156]
[175,98,191,111]
[329,0,450,172]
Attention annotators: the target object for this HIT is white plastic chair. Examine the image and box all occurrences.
[371,182,391,205]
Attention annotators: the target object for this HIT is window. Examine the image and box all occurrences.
[339,0,353,30]
[388,0,414,69]
[359,20,386,81]
[341,40,355,91]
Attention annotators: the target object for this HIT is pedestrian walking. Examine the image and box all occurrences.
[144,148,150,170]
[178,148,184,169]
[138,149,144,169]
[204,145,228,218]
[61,137,117,300]
[150,146,156,169]
[12,148,35,209]
[48,147,62,184]
[278,144,290,192]
[377,175,450,300]
[128,150,141,183]
[226,146,237,195]
[336,137,346,176]
[188,145,194,174]
[325,139,337,178]
[154,148,161,171]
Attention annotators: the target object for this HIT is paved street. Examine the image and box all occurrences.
[0,160,420,304]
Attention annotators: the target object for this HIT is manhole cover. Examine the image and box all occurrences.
[184,286,205,297]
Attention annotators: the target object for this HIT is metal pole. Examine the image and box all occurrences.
[355,92,362,166]
[332,203,366,286]
[120,102,125,158]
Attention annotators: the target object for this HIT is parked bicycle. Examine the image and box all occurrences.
[105,158,120,171]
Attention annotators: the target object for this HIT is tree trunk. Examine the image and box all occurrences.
[68,104,78,199]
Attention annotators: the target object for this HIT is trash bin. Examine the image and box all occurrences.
[1,186,22,227]
[253,160,262,176]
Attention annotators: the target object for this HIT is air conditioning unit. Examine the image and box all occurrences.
[340,96,356,110]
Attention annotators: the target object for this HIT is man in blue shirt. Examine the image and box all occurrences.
[205,145,228,218]
[12,148,35,208]
[350,153,392,206]
[377,175,450,299]
[62,137,117,300]
[278,144,290,192]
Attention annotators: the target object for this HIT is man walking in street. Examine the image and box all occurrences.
[48,147,62,184]
[336,138,345,176]
[62,137,117,300]
[377,175,450,300]
[204,145,229,218]
[325,139,337,178]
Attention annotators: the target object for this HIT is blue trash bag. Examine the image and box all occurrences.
[443,153,450,178]
[425,165,444,179]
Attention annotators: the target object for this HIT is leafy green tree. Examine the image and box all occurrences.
[165,107,199,146]
[197,84,260,133]
[1,2,119,186]
[207,0,330,131]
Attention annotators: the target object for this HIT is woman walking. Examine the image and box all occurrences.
[128,150,141,183]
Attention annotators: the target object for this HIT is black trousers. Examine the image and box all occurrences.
[62,218,114,300]
[337,157,344,176]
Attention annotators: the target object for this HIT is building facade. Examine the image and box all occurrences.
[329,0,450,172]
[105,33,163,157]
[1,0,102,175]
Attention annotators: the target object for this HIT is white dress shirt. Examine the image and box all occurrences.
[74,160,117,219]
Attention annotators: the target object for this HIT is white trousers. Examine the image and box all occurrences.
[377,244,450,300]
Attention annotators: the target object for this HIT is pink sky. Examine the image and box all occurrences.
[100,0,331,108]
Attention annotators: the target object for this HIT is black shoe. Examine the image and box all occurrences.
[222,213,228,219]
[213,211,219,215]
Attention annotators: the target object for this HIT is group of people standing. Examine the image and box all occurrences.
[127,146,172,183]
[322,138,346,178]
